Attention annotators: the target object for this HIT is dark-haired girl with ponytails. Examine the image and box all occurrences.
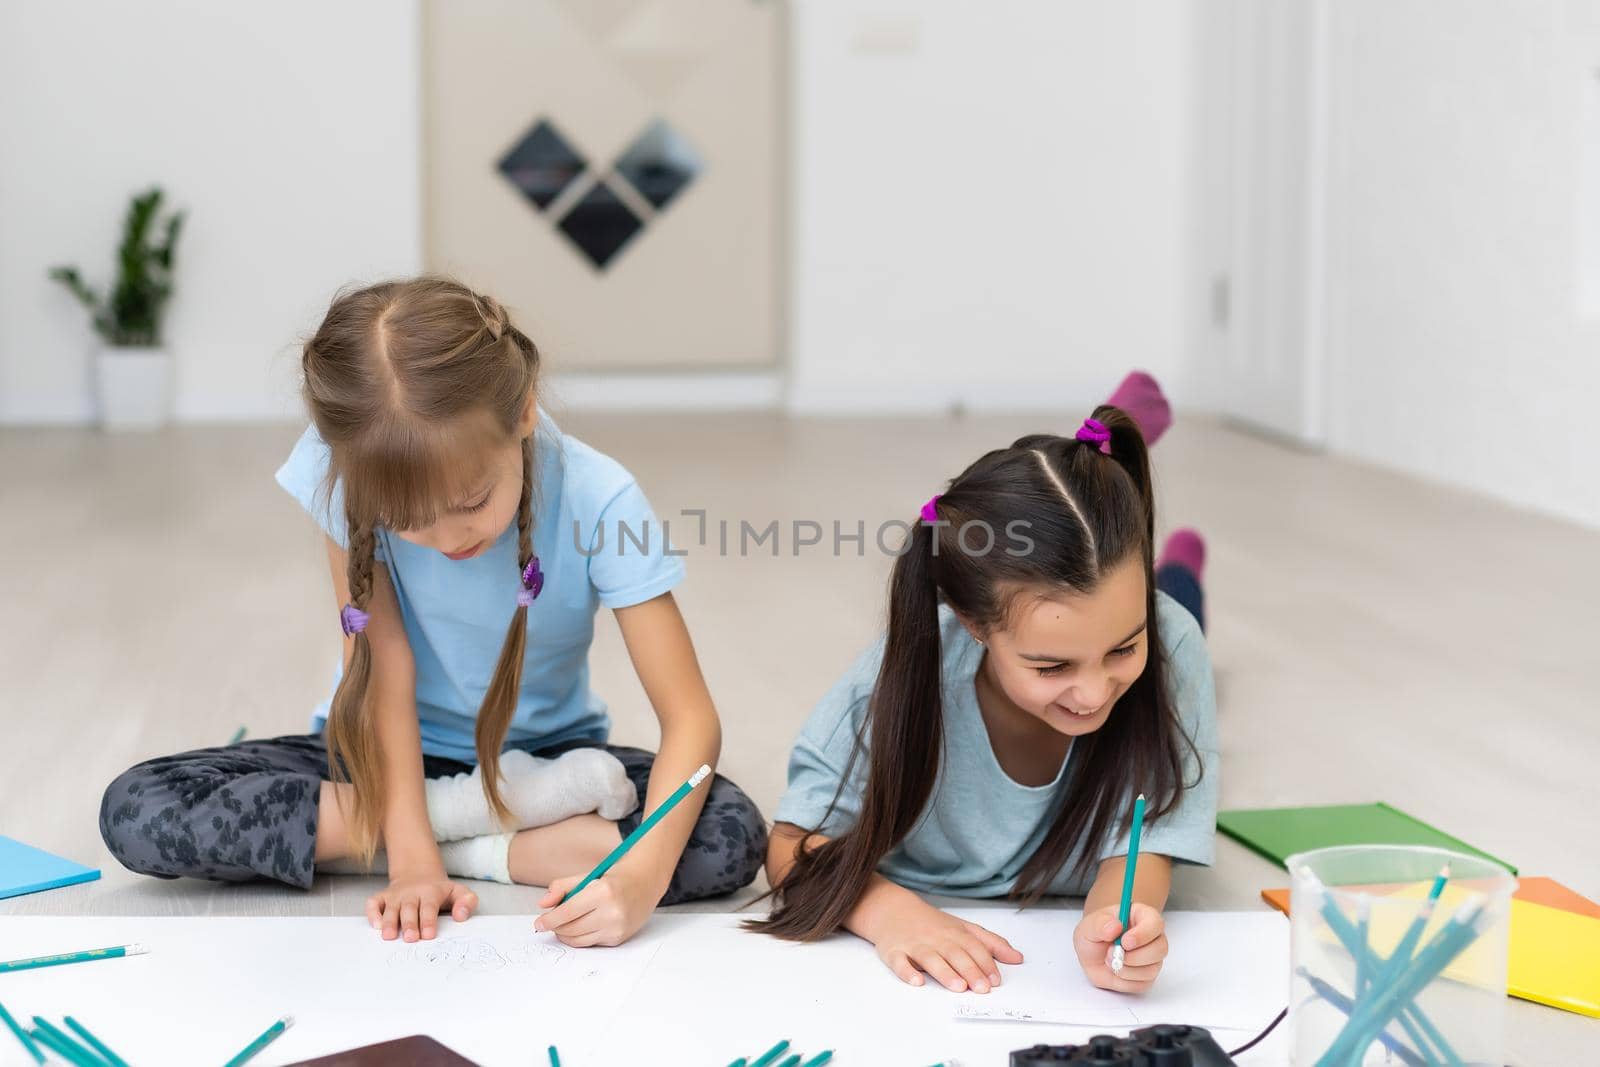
[758,373,1216,996]
[99,278,766,947]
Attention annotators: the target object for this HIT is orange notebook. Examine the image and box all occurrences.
[1261,877,1600,1018]
[1260,876,1600,920]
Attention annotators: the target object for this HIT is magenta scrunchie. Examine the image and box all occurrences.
[1075,417,1112,455]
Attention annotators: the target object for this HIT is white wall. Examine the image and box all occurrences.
[785,1,1201,414]
[1320,1,1600,528]
[0,1,422,424]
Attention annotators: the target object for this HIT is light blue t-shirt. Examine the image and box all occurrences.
[275,413,684,763]
[773,592,1219,898]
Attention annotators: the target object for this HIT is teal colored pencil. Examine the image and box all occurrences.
[548,1045,561,1067]
[749,1039,790,1067]
[222,1015,293,1067]
[1353,895,1372,999]
[1372,863,1452,991]
[64,1017,129,1067]
[775,1056,801,1067]
[799,1054,834,1067]
[27,1025,97,1067]
[558,764,712,904]
[228,726,247,745]
[1109,792,1146,973]
[725,1059,748,1067]
[0,1002,44,1065]
[0,943,147,975]
[31,1019,102,1066]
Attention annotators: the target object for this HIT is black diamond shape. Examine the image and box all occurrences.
[614,119,703,211]
[556,180,643,269]
[497,119,586,211]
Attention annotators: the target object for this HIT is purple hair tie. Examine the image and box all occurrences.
[517,556,544,607]
[1075,417,1113,455]
[919,494,943,523]
[339,603,369,637]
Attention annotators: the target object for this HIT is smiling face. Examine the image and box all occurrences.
[966,554,1150,738]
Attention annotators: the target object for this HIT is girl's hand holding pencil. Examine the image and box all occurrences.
[534,763,713,948]
[535,861,664,948]
[1073,902,1168,993]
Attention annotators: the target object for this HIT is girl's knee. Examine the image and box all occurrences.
[98,759,173,873]
[664,776,769,905]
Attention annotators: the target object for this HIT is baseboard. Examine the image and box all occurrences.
[546,371,784,412]
[784,379,1109,416]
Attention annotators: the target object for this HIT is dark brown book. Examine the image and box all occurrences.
[286,1035,480,1066]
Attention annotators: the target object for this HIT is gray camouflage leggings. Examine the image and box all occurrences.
[98,734,767,906]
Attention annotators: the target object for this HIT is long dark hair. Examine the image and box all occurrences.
[756,405,1198,941]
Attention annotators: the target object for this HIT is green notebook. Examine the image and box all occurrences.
[1217,802,1517,874]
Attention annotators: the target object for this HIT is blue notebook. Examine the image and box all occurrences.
[0,836,101,900]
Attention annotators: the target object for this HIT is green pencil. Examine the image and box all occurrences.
[799,1054,834,1067]
[558,764,712,904]
[27,1026,97,1067]
[228,726,247,745]
[65,1016,130,1067]
[749,1039,790,1067]
[222,1015,293,1067]
[548,1046,561,1067]
[0,943,147,975]
[775,1056,801,1067]
[725,1059,748,1067]
[0,1002,44,1065]
[1109,792,1146,974]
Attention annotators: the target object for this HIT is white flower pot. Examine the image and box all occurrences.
[95,345,172,430]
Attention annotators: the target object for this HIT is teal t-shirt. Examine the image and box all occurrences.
[275,412,684,763]
[773,592,1219,897]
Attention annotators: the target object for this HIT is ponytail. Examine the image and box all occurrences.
[325,519,385,865]
[1090,403,1156,554]
[756,518,947,941]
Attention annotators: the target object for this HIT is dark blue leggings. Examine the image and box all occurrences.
[1156,562,1205,632]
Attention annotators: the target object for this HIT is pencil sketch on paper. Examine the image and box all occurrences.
[954,1001,1139,1027]
[387,936,571,977]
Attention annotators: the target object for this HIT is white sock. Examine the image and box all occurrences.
[424,747,638,842]
[319,833,515,884]
[437,833,514,884]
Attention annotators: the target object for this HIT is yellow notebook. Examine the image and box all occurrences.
[1506,899,1600,1019]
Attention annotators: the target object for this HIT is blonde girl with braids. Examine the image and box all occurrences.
[757,375,1217,997]
[100,278,767,946]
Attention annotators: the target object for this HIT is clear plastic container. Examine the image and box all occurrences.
[1286,845,1513,1066]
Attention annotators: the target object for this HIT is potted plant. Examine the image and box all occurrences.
[50,187,185,430]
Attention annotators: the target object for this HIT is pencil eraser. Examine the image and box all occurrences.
[126,943,149,956]
[690,764,712,787]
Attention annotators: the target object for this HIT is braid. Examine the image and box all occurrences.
[474,431,537,825]
[325,516,384,865]
[347,522,376,609]
[515,434,534,568]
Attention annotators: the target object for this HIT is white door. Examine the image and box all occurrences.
[423,0,783,372]
[1203,0,1329,445]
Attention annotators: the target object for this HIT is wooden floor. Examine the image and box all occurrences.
[2,411,1596,1061]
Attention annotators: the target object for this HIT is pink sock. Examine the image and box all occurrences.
[1157,528,1206,581]
[1106,370,1172,446]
